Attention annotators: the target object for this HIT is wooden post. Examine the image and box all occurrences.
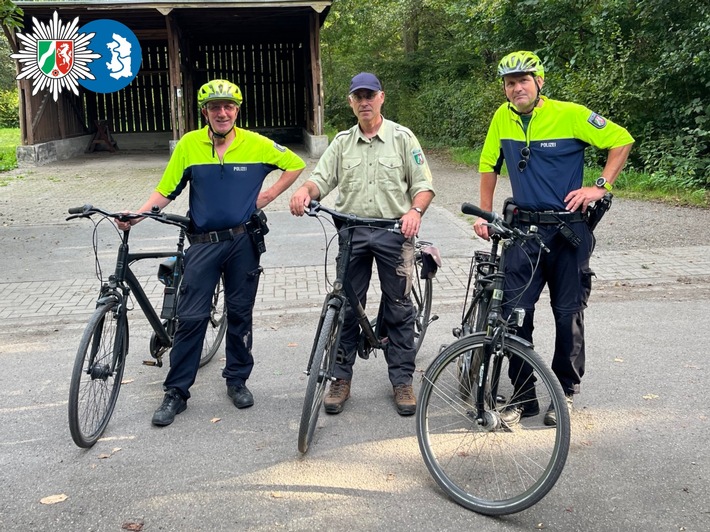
[309,11,324,136]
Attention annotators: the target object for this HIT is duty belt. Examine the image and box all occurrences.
[515,210,585,225]
[188,223,248,244]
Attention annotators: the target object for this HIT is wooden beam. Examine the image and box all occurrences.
[308,11,323,135]
[165,12,184,139]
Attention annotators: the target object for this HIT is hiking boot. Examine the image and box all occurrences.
[499,389,540,425]
[324,379,351,414]
[393,384,417,416]
[544,394,574,426]
[227,384,254,409]
[152,388,187,427]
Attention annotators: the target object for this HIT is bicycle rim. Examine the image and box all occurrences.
[68,302,128,448]
[199,273,227,367]
[298,306,339,453]
[417,333,570,515]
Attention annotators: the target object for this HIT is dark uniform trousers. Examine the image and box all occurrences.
[503,221,595,396]
[163,234,261,399]
[333,227,416,386]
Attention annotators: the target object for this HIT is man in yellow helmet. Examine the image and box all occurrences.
[119,79,306,426]
[475,51,634,426]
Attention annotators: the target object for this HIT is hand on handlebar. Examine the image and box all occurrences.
[473,217,491,241]
[400,209,421,238]
[115,211,139,232]
[289,187,313,217]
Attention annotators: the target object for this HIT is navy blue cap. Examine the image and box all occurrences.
[349,72,382,94]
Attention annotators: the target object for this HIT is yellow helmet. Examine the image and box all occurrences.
[497,51,545,79]
[197,79,243,107]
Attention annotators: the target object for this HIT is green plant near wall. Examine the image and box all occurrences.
[0,89,18,128]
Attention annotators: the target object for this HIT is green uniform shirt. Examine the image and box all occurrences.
[309,118,435,218]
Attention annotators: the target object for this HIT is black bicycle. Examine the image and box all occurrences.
[298,200,438,453]
[67,205,227,448]
[416,202,570,516]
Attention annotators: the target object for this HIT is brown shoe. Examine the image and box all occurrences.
[393,384,416,416]
[324,379,351,414]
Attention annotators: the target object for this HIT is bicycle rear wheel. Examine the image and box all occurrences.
[68,300,128,448]
[298,305,340,453]
[199,273,227,367]
[417,333,570,515]
[411,255,433,354]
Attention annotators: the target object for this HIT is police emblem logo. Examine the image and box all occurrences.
[412,148,425,165]
[588,112,607,129]
[38,40,74,77]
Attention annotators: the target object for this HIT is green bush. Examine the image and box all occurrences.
[0,89,19,128]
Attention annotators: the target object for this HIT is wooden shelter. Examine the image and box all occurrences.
[7,0,331,162]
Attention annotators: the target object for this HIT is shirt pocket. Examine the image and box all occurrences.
[339,157,362,192]
[377,156,405,191]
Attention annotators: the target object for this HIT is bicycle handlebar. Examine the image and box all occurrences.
[307,200,402,232]
[462,202,550,252]
[67,204,191,229]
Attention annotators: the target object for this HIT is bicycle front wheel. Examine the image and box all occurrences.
[298,305,340,453]
[411,257,433,354]
[68,300,128,448]
[199,273,227,367]
[417,333,570,515]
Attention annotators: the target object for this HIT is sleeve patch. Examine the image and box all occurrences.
[412,148,425,165]
[588,112,607,129]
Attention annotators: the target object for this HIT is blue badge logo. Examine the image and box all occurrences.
[587,112,607,129]
[78,19,141,93]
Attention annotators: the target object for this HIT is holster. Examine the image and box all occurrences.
[586,193,613,232]
[246,209,269,254]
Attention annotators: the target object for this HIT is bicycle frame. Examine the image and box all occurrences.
[99,224,186,351]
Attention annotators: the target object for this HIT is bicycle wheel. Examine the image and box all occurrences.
[298,305,340,453]
[199,273,227,367]
[411,256,433,354]
[68,300,128,448]
[417,332,570,515]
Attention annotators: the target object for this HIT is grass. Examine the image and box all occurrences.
[0,127,19,172]
[444,145,709,208]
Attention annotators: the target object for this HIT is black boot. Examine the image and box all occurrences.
[152,388,187,426]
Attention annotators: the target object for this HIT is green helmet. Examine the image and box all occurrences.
[197,79,243,107]
[497,51,545,79]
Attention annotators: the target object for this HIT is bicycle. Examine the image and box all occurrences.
[416,202,571,516]
[66,205,227,448]
[298,200,439,454]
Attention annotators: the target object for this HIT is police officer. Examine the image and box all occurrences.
[119,79,306,426]
[474,52,634,425]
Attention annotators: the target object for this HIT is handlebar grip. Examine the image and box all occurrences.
[162,213,191,227]
[68,205,91,214]
[461,202,496,223]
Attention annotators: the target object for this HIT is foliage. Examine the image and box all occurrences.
[321,0,710,190]
[0,126,18,171]
[0,87,18,127]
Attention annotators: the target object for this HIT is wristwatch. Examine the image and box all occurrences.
[595,176,613,191]
[410,207,423,215]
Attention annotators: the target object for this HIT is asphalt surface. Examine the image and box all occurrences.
[1,149,709,531]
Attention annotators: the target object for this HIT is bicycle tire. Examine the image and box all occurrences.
[298,305,340,453]
[411,256,433,354]
[68,300,128,448]
[417,332,570,515]
[199,273,227,367]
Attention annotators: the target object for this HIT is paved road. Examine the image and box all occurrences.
[1,150,709,531]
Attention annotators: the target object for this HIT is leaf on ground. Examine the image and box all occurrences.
[121,379,134,384]
[210,417,221,423]
[121,521,144,531]
[270,491,283,499]
[287,342,298,347]
[614,358,624,363]
[642,394,659,400]
[40,494,68,505]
